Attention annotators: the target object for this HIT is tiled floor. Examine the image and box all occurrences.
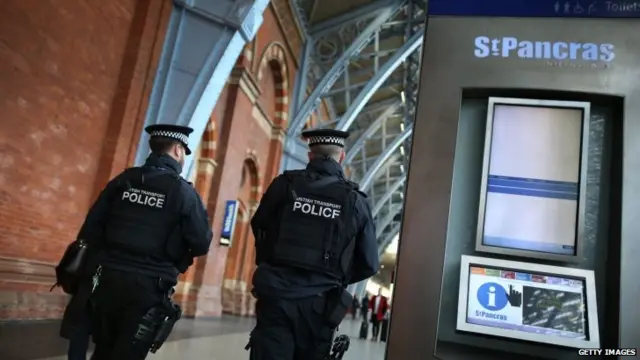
[1,316,387,360]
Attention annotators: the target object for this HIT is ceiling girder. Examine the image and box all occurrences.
[376,204,403,238]
[344,101,402,163]
[372,177,406,217]
[288,5,404,135]
[284,1,429,242]
[336,30,424,131]
[360,123,413,191]
[309,0,404,38]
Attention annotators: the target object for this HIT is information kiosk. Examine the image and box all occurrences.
[386,1,640,359]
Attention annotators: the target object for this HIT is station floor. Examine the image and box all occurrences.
[0,315,386,360]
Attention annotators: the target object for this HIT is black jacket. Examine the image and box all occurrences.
[81,154,212,280]
[60,154,212,337]
[251,158,380,299]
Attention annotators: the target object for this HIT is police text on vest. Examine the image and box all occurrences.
[293,197,341,219]
[122,188,166,209]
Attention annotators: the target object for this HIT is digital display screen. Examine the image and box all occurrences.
[482,104,584,256]
[466,265,588,340]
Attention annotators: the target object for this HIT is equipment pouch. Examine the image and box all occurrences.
[150,303,182,353]
[324,288,353,328]
[328,334,351,359]
[135,307,163,345]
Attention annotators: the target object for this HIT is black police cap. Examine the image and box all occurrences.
[145,124,194,155]
[301,128,350,148]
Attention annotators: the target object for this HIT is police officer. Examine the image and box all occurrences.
[249,128,380,360]
[83,124,213,360]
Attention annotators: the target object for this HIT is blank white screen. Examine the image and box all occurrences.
[483,104,583,253]
[489,105,582,182]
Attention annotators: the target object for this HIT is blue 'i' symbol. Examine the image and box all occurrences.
[477,282,509,311]
[488,286,496,307]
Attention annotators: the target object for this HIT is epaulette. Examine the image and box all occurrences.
[345,179,359,190]
[177,177,193,189]
[283,170,306,181]
[283,170,306,176]
[116,167,141,188]
[121,166,141,176]
[346,179,367,198]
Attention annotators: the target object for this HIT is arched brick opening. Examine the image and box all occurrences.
[191,118,218,196]
[258,42,290,186]
[200,120,217,160]
[244,150,262,199]
[221,157,260,315]
[176,117,217,314]
[257,42,289,128]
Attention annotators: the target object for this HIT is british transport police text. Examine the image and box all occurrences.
[122,188,166,209]
[292,197,341,219]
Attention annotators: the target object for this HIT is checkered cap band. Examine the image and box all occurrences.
[307,136,345,146]
[150,130,189,145]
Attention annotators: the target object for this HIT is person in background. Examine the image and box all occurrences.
[360,295,369,320]
[368,289,389,341]
[351,296,359,320]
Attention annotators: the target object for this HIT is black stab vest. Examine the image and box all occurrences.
[105,167,182,261]
[270,170,358,281]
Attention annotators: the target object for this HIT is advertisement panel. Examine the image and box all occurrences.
[219,200,239,246]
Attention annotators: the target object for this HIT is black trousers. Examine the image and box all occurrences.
[250,295,334,360]
[90,269,168,360]
[360,307,367,320]
[371,317,381,340]
[68,333,90,360]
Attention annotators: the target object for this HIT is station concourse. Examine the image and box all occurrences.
[0,0,418,359]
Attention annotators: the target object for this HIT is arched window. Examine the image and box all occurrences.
[240,165,247,188]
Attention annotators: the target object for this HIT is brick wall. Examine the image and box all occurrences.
[0,0,170,319]
[0,0,311,320]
